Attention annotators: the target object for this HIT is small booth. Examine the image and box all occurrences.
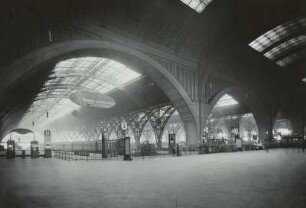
[235,135,242,151]
[115,137,132,160]
[7,140,15,159]
[120,120,132,161]
[101,129,107,158]
[44,130,52,158]
[30,141,39,158]
[123,137,132,161]
[168,133,176,154]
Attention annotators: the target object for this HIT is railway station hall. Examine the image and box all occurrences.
[1,0,306,208]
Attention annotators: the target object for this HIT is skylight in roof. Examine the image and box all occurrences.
[275,50,305,67]
[50,57,141,94]
[248,18,306,67]
[302,78,306,82]
[263,35,306,60]
[18,57,142,128]
[215,94,238,107]
[180,0,213,13]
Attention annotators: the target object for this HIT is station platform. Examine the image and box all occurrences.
[0,149,305,208]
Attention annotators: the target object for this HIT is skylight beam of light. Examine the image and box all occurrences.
[18,57,141,128]
[215,94,238,107]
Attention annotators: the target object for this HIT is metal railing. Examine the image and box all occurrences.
[53,150,122,161]
[52,147,202,161]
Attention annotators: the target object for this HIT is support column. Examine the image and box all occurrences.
[101,129,107,158]
[128,111,150,148]
[149,104,176,149]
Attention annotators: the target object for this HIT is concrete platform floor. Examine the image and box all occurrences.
[0,149,306,208]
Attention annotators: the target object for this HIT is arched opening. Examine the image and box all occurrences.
[0,40,198,147]
[1,131,38,151]
[270,111,298,146]
[203,88,265,152]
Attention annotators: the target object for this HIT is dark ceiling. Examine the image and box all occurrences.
[0,0,305,138]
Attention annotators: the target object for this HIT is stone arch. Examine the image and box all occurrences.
[206,86,269,141]
[0,40,198,146]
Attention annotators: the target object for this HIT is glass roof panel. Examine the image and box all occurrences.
[249,18,306,67]
[275,51,304,67]
[180,0,213,13]
[264,35,306,61]
[215,94,239,107]
[18,57,142,128]
[249,18,306,53]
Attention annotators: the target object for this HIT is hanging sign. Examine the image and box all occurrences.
[11,128,34,135]
[69,90,116,109]
[121,120,128,131]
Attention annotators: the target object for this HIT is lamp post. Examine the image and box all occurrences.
[100,128,107,158]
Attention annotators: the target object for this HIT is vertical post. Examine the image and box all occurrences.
[169,133,176,154]
[269,105,274,146]
[44,130,52,158]
[199,99,202,148]
[7,140,15,159]
[101,129,107,158]
[123,137,132,161]
[30,140,39,158]
[303,117,305,140]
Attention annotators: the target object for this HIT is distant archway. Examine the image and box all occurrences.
[206,86,269,141]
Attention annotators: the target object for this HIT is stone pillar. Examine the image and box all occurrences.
[184,121,199,148]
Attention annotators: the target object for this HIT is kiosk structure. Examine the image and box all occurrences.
[123,137,132,161]
[169,133,176,154]
[121,120,132,161]
[235,136,242,151]
[44,130,52,158]
[101,129,107,158]
[31,140,39,158]
[7,140,15,159]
